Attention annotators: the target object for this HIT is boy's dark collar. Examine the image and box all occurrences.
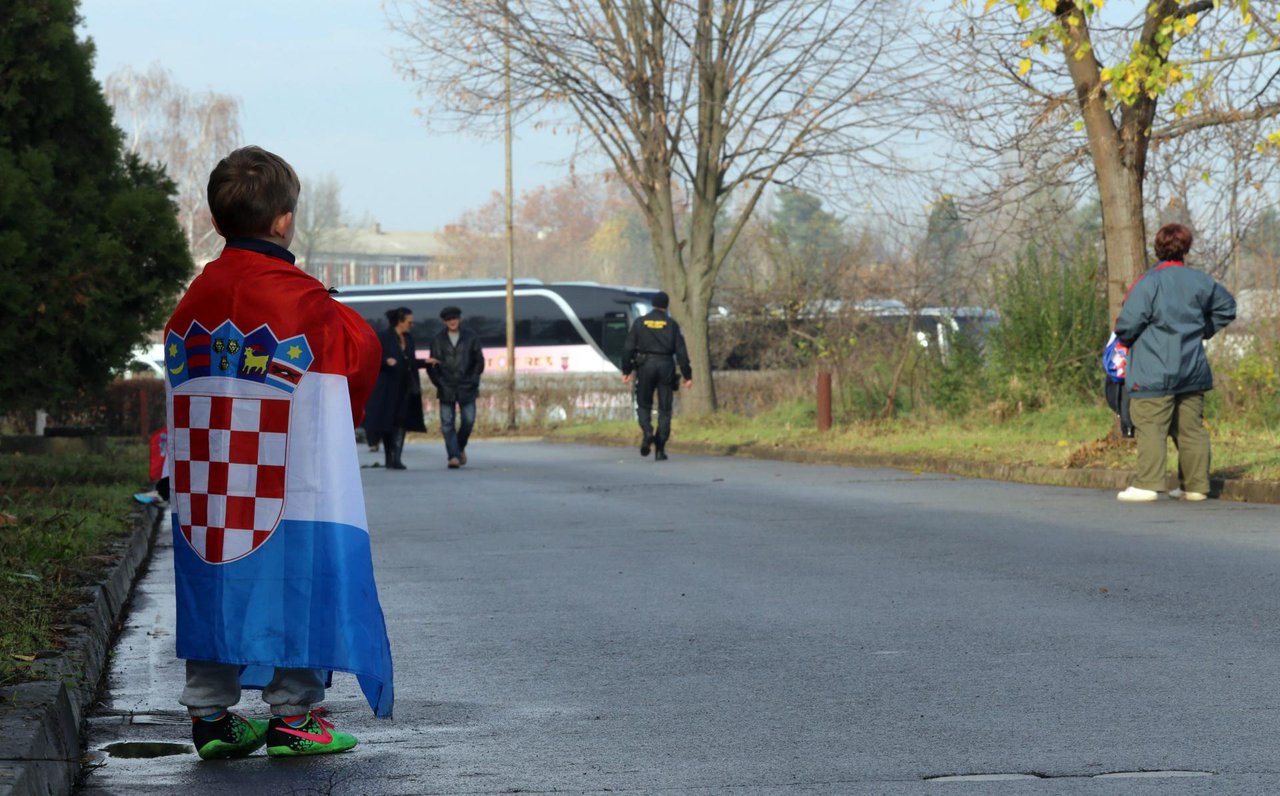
[225,237,296,265]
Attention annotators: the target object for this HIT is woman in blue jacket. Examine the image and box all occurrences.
[1113,223,1236,502]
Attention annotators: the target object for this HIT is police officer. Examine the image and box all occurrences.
[622,291,693,461]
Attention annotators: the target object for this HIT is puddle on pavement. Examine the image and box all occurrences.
[927,770,1215,783]
[102,741,193,758]
[1095,770,1214,779]
[128,713,189,725]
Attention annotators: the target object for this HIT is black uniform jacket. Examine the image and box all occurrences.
[622,309,692,380]
[427,328,486,404]
[363,327,427,434]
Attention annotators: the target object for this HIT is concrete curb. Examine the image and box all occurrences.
[548,434,1280,504]
[0,504,162,796]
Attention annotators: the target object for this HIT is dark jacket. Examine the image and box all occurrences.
[1114,261,1236,398]
[622,309,692,380]
[427,328,485,404]
[363,327,427,434]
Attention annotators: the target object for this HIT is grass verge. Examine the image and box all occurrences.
[0,439,149,686]
[549,401,1280,482]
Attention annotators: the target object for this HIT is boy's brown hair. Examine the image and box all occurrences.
[207,146,301,239]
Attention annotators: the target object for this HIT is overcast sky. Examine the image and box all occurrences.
[78,0,579,232]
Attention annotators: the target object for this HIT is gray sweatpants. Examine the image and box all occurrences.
[180,660,325,717]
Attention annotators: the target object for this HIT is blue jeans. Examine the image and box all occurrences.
[440,400,476,460]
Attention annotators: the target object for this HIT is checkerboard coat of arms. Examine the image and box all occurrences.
[165,320,313,564]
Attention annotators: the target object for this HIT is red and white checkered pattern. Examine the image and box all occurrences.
[171,393,289,563]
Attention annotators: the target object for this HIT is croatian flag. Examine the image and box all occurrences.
[164,247,393,718]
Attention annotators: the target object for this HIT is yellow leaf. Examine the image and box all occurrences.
[1018,58,1032,77]
[1057,439,1069,447]
[11,654,35,662]
[984,0,999,11]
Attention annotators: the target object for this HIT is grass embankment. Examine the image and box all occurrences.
[0,440,149,686]
[551,402,1280,483]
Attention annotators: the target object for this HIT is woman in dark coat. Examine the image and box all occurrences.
[363,307,430,469]
[1113,223,1236,502]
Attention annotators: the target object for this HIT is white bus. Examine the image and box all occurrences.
[333,279,660,374]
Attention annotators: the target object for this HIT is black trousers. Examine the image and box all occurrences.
[634,359,676,446]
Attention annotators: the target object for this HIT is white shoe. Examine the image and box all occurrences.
[1170,488,1207,501]
[1117,486,1159,502]
[1168,488,1184,500]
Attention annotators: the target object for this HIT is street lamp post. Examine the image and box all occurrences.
[503,8,517,430]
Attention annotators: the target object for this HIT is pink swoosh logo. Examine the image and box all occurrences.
[276,723,333,745]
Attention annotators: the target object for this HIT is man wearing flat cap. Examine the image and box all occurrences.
[622,291,693,461]
[427,305,485,469]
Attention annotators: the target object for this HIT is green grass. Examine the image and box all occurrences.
[551,401,1280,482]
[0,440,149,686]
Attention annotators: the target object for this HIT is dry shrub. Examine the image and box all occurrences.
[455,374,634,432]
[713,370,802,417]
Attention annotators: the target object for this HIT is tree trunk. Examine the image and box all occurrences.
[645,194,718,417]
[1097,166,1147,321]
[674,292,717,416]
[1058,8,1150,325]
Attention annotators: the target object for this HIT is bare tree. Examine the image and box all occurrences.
[388,0,909,414]
[932,1,1280,320]
[437,171,657,283]
[294,173,351,272]
[105,64,240,266]
[1145,113,1280,291]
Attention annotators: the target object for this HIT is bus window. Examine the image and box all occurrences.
[460,296,507,347]
[521,296,588,346]
[601,312,629,368]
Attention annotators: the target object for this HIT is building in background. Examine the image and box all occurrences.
[300,224,449,287]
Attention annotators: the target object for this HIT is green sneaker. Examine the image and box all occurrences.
[265,711,358,757]
[191,712,268,760]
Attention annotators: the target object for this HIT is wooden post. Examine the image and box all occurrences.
[817,371,832,432]
[139,386,149,438]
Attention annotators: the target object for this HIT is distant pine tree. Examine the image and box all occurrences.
[0,0,192,411]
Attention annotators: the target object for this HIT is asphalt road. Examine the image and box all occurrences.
[77,440,1280,794]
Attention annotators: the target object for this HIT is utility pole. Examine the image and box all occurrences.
[503,6,517,430]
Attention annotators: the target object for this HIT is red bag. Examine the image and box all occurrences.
[149,427,168,482]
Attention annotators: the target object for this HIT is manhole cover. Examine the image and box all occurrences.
[103,742,193,758]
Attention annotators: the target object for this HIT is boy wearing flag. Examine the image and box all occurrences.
[163,146,394,760]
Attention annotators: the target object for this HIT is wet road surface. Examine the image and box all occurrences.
[78,440,1280,794]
